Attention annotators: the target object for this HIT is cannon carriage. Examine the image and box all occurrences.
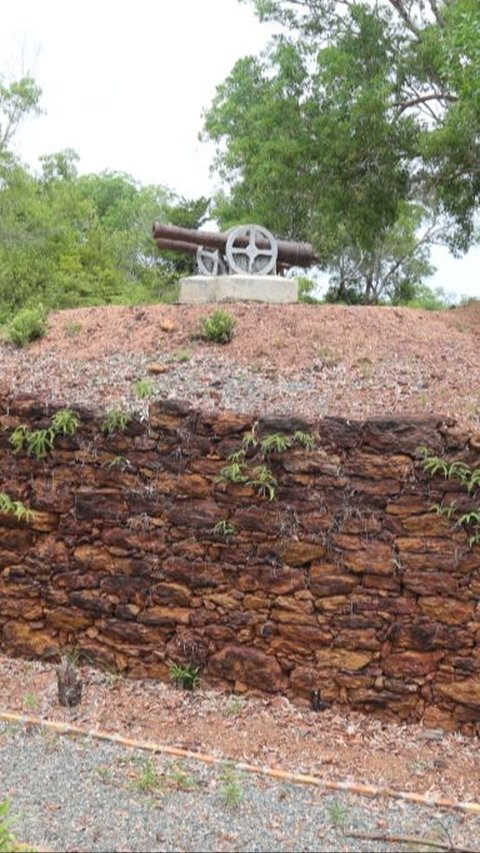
[152,222,318,277]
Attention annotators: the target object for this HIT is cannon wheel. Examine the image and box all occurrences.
[196,246,227,276]
[225,224,278,275]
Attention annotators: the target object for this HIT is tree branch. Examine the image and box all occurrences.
[394,92,458,113]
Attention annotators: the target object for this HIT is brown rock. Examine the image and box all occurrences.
[343,543,394,575]
[243,594,270,610]
[2,598,43,620]
[315,649,373,670]
[45,607,92,631]
[436,679,480,709]
[311,575,358,597]
[271,608,318,626]
[167,500,221,528]
[138,606,190,626]
[208,644,287,693]
[403,572,459,596]
[69,590,116,615]
[74,545,115,572]
[2,620,58,657]
[418,597,474,626]
[401,514,452,536]
[315,596,349,612]
[238,566,305,595]
[344,452,412,480]
[152,582,192,606]
[278,622,332,647]
[146,362,169,374]
[277,541,326,566]
[383,651,444,678]
[75,489,127,521]
[29,511,60,532]
[334,629,380,651]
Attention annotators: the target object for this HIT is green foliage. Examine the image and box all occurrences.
[260,433,293,454]
[9,409,80,460]
[0,492,35,522]
[134,378,154,399]
[7,306,48,347]
[293,430,316,450]
[418,447,480,547]
[169,662,201,691]
[133,757,162,793]
[198,309,236,344]
[248,464,278,501]
[10,425,56,459]
[219,765,244,808]
[0,800,32,852]
[102,407,132,435]
[51,409,80,436]
[208,0,480,292]
[213,519,236,537]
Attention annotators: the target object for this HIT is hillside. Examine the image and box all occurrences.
[1,301,479,430]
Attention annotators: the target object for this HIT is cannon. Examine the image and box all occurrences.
[152,222,319,276]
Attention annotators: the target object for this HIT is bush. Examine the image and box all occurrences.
[199,309,236,344]
[7,306,48,347]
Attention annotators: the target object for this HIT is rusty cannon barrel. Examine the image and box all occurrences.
[152,222,319,276]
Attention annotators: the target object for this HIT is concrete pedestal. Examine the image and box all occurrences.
[179,274,298,305]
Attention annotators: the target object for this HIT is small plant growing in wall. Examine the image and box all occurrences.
[102,407,132,435]
[10,424,56,459]
[51,408,80,436]
[9,409,81,459]
[418,446,480,547]
[213,519,236,537]
[169,662,201,691]
[0,493,35,523]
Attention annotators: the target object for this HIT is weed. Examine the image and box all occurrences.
[0,492,35,523]
[213,519,236,537]
[134,378,154,399]
[0,801,32,852]
[10,424,56,459]
[105,455,131,471]
[260,433,293,454]
[216,459,248,484]
[96,765,114,783]
[224,696,244,717]
[22,692,38,710]
[172,348,192,363]
[248,465,277,501]
[293,430,316,450]
[198,310,236,344]
[219,765,244,808]
[64,320,82,337]
[102,407,132,435]
[133,757,162,793]
[51,408,80,436]
[166,761,198,791]
[169,661,201,691]
[7,306,48,347]
[326,799,348,826]
[418,447,480,547]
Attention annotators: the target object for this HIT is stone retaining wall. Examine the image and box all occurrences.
[1,394,479,733]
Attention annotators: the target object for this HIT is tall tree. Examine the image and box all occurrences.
[237,0,480,249]
[0,75,42,162]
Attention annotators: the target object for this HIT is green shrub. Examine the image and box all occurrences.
[169,662,201,691]
[102,407,132,435]
[7,306,48,347]
[199,310,236,344]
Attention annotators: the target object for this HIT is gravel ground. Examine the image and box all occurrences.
[1,723,480,852]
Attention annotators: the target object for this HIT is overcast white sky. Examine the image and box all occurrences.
[1,0,478,299]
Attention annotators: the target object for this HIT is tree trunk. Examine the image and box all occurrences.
[56,657,83,707]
